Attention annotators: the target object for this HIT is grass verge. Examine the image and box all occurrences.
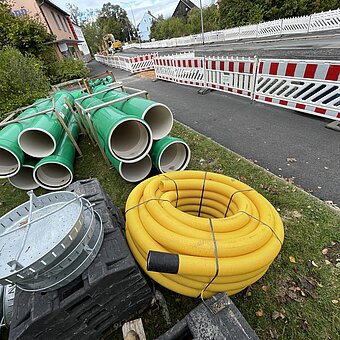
[0,121,339,340]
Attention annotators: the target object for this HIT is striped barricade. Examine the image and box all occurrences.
[255,59,340,120]
[205,57,256,98]
[129,53,158,73]
[154,56,205,88]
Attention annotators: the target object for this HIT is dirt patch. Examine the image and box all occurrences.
[322,241,340,267]
[136,70,156,79]
[281,210,302,221]
[277,275,319,304]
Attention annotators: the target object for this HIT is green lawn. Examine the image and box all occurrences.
[0,121,339,340]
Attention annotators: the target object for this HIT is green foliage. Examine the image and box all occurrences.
[0,47,50,116]
[97,3,132,42]
[150,1,340,40]
[151,17,186,40]
[48,58,89,85]
[80,22,104,54]
[0,2,54,56]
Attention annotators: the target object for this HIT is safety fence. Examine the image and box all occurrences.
[153,54,340,121]
[94,51,340,121]
[95,53,158,73]
[124,8,340,50]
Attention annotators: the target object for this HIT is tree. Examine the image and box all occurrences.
[97,3,133,41]
[0,2,54,56]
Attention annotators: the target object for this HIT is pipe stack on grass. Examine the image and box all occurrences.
[0,91,80,191]
[90,84,190,181]
[77,93,154,182]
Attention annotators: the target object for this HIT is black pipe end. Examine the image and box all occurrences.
[147,251,179,274]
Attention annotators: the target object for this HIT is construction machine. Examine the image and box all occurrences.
[102,34,123,54]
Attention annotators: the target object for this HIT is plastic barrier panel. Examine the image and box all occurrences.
[154,56,205,88]
[205,57,256,98]
[255,59,340,120]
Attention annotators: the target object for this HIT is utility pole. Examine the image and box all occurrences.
[199,0,205,45]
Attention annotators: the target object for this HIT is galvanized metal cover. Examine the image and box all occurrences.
[0,192,84,284]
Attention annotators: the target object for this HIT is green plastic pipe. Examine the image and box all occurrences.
[8,157,40,190]
[0,100,52,178]
[33,116,79,190]
[93,85,173,140]
[151,136,191,173]
[77,94,152,163]
[95,133,152,183]
[18,91,75,158]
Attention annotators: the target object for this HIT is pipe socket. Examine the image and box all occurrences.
[8,159,39,190]
[34,162,73,190]
[108,118,152,162]
[151,136,191,173]
[107,152,152,182]
[18,128,56,158]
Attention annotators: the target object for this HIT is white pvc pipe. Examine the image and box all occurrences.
[159,141,191,173]
[0,147,21,178]
[33,162,73,191]
[8,164,39,190]
[119,155,152,182]
[18,129,56,158]
[142,103,173,140]
[109,118,152,163]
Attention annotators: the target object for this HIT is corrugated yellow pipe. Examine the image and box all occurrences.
[125,170,284,298]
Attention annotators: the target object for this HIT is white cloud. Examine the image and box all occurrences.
[54,0,213,25]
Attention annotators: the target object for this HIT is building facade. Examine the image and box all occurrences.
[138,11,157,42]
[10,0,85,60]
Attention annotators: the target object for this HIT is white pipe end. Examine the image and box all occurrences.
[8,165,39,190]
[0,147,21,178]
[18,129,56,158]
[34,162,73,190]
[119,155,152,182]
[143,104,173,140]
[159,141,191,173]
[109,118,152,163]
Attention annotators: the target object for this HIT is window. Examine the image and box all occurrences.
[58,14,66,32]
[51,11,61,30]
[63,17,71,33]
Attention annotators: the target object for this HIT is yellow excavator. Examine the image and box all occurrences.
[102,34,123,54]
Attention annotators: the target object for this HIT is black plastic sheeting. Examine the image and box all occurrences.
[9,179,154,340]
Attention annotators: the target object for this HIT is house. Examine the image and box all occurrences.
[138,11,158,42]
[10,0,86,60]
[172,0,197,19]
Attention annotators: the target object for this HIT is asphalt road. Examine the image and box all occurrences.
[89,61,340,205]
[121,31,340,60]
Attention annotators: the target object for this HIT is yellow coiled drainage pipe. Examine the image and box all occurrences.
[126,171,284,298]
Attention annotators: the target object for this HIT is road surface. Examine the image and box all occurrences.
[89,61,340,206]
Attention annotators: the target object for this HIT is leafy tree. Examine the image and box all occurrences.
[0,2,54,56]
[97,3,133,42]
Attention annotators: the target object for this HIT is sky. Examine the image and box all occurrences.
[54,0,214,25]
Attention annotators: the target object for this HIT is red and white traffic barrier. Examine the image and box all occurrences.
[129,53,158,73]
[154,53,205,87]
[255,59,340,120]
[205,57,256,98]
[94,53,158,74]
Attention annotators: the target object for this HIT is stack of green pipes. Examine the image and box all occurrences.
[80,83,191,182]
[88,75,114,88]
[0,90,82,191]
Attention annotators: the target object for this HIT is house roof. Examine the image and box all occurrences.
[172,0,198,17]
[37,0,70,17]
